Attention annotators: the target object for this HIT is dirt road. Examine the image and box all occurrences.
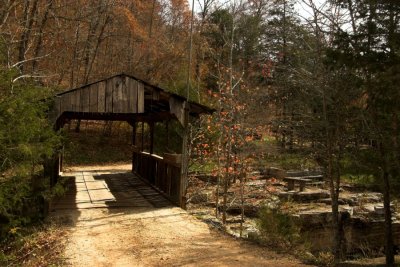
[50,167,310,266]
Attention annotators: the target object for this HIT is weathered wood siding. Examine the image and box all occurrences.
[55,76,145,119]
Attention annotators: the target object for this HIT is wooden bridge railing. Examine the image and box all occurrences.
[132,150,182,204]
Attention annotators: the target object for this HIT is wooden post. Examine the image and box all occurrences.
[59,146,64,173]
[132,121,136,146]
[166,120,169,151]
[55,153,60,183]
[141,121,144,152]
[150,122,154,154]
[48,123,62,188]
[180,101,190,209]
[132,121,136,173]
[44,152,60,187]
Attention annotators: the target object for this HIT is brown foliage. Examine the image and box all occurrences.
[1,0,193,90]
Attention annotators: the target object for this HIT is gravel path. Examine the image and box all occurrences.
[50,166,311,267]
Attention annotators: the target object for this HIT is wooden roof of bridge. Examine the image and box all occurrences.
[53,73,213,128]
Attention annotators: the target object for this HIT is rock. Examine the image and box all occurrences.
[203,218,224,230]
[344,217,400,253]
[302,252,317,262]
[296,211,332,227]
[205,201,216,208]
[356,192,383,203]
[374,204,385,215]
[222,204,260,218]
[342,206,354,216]
[250,171,261,176]
[295,209,352,228]
[320,198,347,205]
[373,203,395,215]
[190,192,210,204]
[194,174,219,185]
[246,180,266,187]
[345,197,358,206]
[225,216,244,224]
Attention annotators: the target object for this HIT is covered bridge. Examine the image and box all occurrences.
[49,73,213,207]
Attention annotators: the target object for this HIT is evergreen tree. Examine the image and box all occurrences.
[327,1,400,264]
[0,43,60,238]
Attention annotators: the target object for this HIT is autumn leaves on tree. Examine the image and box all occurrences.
[1,0,194,92]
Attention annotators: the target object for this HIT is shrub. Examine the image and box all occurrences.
[0,67,61,240]
[257,205,301,249]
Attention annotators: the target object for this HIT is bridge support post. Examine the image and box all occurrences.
[131,122,137,173]
[180,101,189,209]
[150,122,154,154]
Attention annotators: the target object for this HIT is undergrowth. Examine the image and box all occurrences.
[0,222,66,266]
[0,174,69,266]
[257,205,301,249]
[0,173,67,240]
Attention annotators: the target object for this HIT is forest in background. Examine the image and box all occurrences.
[0,0,400,266]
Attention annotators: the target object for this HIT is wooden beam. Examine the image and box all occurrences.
[57,111,176,123]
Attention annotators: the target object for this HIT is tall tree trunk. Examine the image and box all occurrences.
[70,23,81,88]
[82,15,101,84]
[323,86,342,263]
[328,149,342,263]
[0,0,16,30]
[222,125,232,224]
[215,99,223,218]
[381,144,394,266]
[18,0,39,73]
[145,0,157,76]
[85,15,110,82]
[32,0,54,72]
[239,158,245,237]
[222,167,229,224]
[383,170,394,266]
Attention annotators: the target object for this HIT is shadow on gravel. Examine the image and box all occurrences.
[49,170,173,226]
